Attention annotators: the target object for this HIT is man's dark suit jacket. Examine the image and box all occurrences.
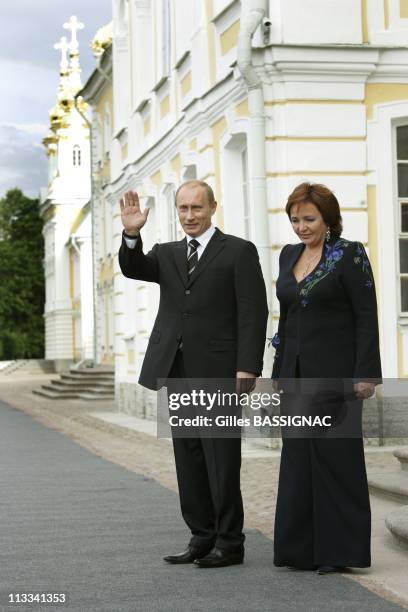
[119,227,269,390]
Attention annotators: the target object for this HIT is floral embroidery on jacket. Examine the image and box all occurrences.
[299,239,350,307]
[268,333,281,361]
[298,240,374,307]
[267,332,281,363]
[271,333,280,349]
[353,242,374,288]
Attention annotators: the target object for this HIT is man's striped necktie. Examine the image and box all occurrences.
[187,239,200,275]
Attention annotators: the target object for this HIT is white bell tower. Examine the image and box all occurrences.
[41,16,93,371]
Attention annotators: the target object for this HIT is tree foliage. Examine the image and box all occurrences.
[0,188,45,359]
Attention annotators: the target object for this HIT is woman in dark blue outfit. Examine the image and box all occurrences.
[272,183,382,574]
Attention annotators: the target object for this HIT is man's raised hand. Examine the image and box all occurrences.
[119,190,150,236]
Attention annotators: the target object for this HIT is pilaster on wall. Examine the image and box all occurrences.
[131,1,153,113]
[44,309,74,362]
[78,237,94,360]
[112,1,131,179]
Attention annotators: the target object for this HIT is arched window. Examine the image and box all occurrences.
[73,145,81,166]
[221,128,251,240]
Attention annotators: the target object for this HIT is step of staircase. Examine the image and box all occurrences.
[0,359,55,375]
[78,386,114,395]
[394,449,408,471]
[39,384,84,395]
[77,391,115,400]
[0,360,28,375]
[69,366,114,376]
[368,448,408,548]
[33,386,114,400]
[0,361,15,373]
[37,380,115,395]
[368,471,408,504]
[32,388,79,400]
[32,365,115,400]
[51,379,114,389]
[385,507,408,548]
[61,373,114,383]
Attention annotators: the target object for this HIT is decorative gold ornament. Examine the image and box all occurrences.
[91,22,112,57]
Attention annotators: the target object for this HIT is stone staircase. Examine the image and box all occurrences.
[33,365,114,400]
[368,449,408,547]
[0,360,55,376]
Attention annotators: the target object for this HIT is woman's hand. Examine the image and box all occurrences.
[354,381,375,399]
[236,371,257,395]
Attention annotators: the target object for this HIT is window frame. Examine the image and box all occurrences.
[73,144,81,167]
[395,123,408,316]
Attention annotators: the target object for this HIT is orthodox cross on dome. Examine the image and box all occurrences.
[63,15,84,92]
[54,36,70,71]
[54,35,71,104]
[63,15,84,53]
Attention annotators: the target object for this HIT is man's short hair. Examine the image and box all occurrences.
[175,180,216,206]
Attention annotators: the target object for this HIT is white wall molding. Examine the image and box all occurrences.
[368,100,408,376]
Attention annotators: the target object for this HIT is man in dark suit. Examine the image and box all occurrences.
[119,180,268,568]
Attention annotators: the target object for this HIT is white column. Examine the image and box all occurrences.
[78,237,94,360]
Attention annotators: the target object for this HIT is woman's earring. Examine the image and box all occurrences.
[326,227,331,242]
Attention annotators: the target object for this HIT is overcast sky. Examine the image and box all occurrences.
[0,0,112,199]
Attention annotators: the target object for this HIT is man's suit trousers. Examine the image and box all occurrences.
[168,350,245,551]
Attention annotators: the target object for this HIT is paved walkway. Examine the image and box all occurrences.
[0,397,405,612]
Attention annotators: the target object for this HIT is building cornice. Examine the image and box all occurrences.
[104,73,246,203]
[102,43,408,202]
[258,44,408,82]
[79,45,112,104]
[174,50,190,71]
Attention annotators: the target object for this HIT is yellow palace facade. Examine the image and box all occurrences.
[72,0,408,415]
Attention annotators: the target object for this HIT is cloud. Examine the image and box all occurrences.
[0,57,61,125]
[2,123,48,135]
[0,124,48,199]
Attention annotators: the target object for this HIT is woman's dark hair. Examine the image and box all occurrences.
[285,182,343,236]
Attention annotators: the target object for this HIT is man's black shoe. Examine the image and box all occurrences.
[194,547,244,568]
[317,565,346,575]
[286,565,317,571]
[163,546,212,564]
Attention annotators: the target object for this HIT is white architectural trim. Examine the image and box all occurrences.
[220,117,250,239]
[368,100,408,376]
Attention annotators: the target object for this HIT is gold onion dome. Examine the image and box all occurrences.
[42,132,58,155]
[49,103,65,129]
[91,21,112,57]
[44,16,87,152]
[57,86,75,111]
[42,132,58,146]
